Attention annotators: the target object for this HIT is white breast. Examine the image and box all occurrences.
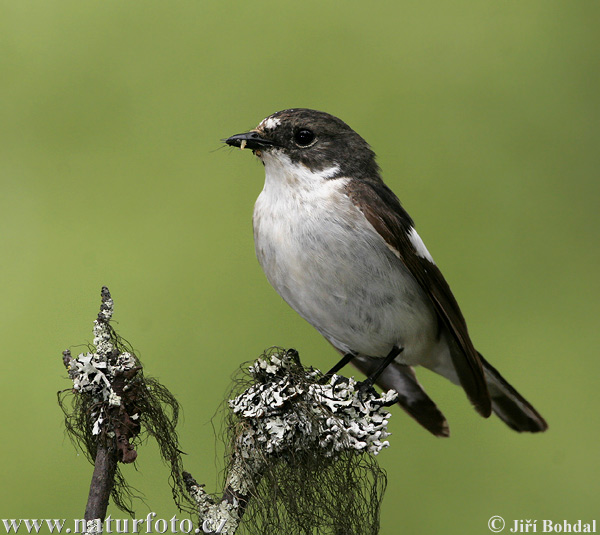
[252,151,441,365]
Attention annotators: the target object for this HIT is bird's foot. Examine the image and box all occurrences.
[355,378,378,404]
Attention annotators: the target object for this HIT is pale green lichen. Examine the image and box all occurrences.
[83,519,102,535]
[229,353,397,457]
[185,476,241,535]
[188,349,397,534]
[65,297,140,437]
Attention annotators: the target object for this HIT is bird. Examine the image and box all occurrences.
[225,108,547,437]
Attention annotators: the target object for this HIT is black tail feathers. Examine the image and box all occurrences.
[479,353,548,433]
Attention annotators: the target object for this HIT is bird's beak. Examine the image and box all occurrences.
[224,131,277,150]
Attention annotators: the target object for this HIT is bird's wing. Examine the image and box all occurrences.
[345,178,492,417]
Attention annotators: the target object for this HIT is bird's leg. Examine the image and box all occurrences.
[361,346,404,389]
[323,352,356,380]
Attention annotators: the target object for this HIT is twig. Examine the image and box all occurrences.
[84,443,118,522]
[185,349,398,534]
[60,287,192,529]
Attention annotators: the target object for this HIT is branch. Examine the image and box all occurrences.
[184,349,398,535]
[83,443,118,523]
[59,287,192,532]
[59,289,398,534]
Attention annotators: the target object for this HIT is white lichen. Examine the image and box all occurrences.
[65,297,138,437]
[188,350,397,534]
[186,477,241,535]
[84,519,102,535]
[229,353,397,457]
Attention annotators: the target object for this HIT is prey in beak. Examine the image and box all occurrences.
[225,131,278,154]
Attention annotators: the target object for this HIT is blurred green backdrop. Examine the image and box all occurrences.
[1,1,598,534]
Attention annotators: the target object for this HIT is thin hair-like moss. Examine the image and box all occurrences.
[219,347,390,535]
[59,324,194,516]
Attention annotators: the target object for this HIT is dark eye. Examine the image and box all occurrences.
[294,128,315,147]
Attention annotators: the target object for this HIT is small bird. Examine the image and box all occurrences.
[225,108,547,437]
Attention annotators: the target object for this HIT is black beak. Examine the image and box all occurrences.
[224,131,278,150]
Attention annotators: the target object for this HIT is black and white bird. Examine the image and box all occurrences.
[225,108,547,437]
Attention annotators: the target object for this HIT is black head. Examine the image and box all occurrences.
[225,109,381,180]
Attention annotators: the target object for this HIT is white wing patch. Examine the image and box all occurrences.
[408,227,435,263]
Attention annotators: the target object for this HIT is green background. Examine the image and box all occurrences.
[1,1,598,533]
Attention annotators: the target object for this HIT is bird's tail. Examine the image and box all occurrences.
[479,353,548,433]
[353,353,547,436]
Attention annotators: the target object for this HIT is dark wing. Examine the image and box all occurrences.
[345,178,492,417]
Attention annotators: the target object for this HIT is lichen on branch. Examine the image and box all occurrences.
[59,286,192,517]
[186,348,398,535]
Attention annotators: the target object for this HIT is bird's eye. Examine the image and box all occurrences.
[294,129,316,147]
